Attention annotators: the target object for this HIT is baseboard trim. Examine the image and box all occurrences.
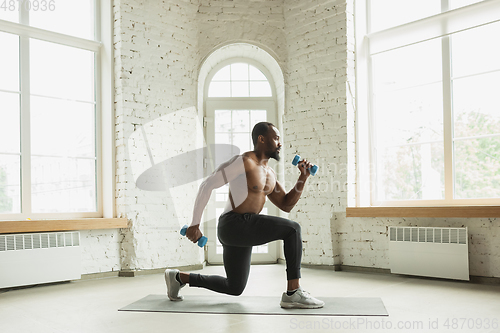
[339,265,391,275]
[338,266,500,285]
[0,280,70,292]
[469,275,500,285]
[81,262,500,285]
[118,264,205,277]
[79,264,205,280]
[81,271,120,280]
[301,263,342,271]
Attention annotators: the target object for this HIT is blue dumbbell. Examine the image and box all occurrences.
[292,155,319,176]
[180,225,208,247]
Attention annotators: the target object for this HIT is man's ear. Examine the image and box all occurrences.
[258,134,266,144]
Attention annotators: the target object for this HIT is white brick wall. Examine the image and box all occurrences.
[114,0,203,271]
[283,0,350,266]
[197,0,286,62]
[80,230,121,274]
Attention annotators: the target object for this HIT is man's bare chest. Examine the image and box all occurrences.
[247,166,276,195]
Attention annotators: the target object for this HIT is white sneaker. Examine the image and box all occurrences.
[280,287,325,309]
[165,269,186,301]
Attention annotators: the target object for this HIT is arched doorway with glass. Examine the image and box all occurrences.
[204,58,279,264]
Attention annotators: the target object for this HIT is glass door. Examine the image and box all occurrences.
[205,100,279,264]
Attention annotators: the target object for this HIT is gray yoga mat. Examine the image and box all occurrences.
[119,294,388,316]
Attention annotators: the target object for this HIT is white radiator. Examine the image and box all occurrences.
[0,232,81,289]
[389,226,469,281]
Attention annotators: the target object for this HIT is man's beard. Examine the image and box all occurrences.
[269,149,281,162]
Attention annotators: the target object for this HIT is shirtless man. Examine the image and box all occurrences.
[165,122,324,309]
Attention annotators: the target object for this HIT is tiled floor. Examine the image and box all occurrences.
[1,264,499,333]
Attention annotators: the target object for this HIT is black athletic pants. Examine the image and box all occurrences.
[189,211,302,296]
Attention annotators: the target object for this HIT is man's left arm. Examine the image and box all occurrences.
[267,160,312,212]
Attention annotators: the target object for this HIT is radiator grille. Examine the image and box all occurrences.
[389,227,467,245]
[0,232,80,252]
[389,226,469,280]
[0,231,81,288]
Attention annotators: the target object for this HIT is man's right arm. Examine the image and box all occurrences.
[187,155,246,242]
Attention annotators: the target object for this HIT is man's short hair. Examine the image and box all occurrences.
[252,122,275,147]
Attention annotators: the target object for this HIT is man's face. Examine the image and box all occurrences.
[266,126,282,161]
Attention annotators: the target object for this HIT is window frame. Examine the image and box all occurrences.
[0,0,116,221]
[205,58,277,99]
[353,0,500,212]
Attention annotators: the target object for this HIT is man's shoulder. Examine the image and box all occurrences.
[241,151,255,162]
[240,152,259,170]
[241,151,253,158]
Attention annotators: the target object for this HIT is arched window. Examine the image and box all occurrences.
[205,59,276,161]
[208,62,272,98]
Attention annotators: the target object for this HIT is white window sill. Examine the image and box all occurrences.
[346,206,500,218]
[0,218,128,234]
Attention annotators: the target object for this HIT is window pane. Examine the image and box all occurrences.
[451,22,500,78]
[231,63,248,81]
[214,132,232,167]
[0,32,19,92]
[0,5,19,23]
[454,137,500,199]
[372,39,443,151]
[377,143,444,201]
[0,92,20,154]
[212,65,230,81]
[250,81,272,97]
[453,72,500,138]
[0,155,21,214]
[252,244,269,254]
[215,192,228,202]
[233,133,251,153]
[250,110,267,129]
[375,83,443,146]
[30,39,94,102]
[369,0,440,32]
[215,185,228,202]
[31,96,95,157]
[372,39,442,92]
[249,65,267,81]
[215,133,242,162]
[31,156,96,213]
[215,132,231,145]
[232,110,249,132]
[215,110,231,132]
[30,0,95,40]
[208,82,230,97]
[209,62,272,97]
[233,133,250,154]
[231,81,249,97]
[216,185,228,194]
